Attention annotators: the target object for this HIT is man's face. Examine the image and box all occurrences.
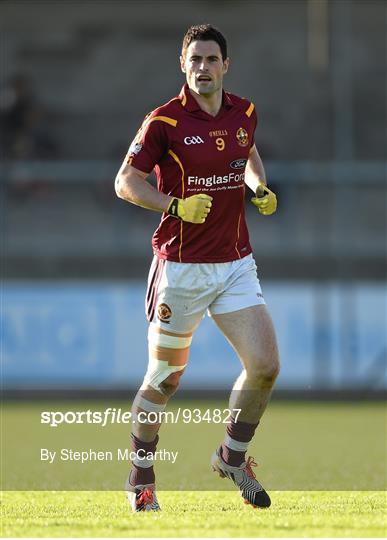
[180,40,229,96]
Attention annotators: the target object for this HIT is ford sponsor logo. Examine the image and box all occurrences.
[230,158,247,169]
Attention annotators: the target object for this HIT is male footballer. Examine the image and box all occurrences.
[115,24,280,512]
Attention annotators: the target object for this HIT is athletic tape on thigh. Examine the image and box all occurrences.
[224,434,250,452]
[148,324,192,349]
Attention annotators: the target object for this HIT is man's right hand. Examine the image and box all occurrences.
[167,194,213,224]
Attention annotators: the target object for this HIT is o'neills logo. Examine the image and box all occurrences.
[209,129,228,137]
[157,303,172,323]
[236,127,249,147]
[188,172,245,187]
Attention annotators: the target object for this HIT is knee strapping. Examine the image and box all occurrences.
[141,324,192,394]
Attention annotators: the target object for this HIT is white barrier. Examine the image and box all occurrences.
[3,281,386,390]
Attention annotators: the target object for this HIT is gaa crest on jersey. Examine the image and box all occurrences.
[128,140,142,156]
[236,127,249,147]
[157,303,172,323]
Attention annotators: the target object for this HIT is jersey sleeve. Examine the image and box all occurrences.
[126,113,169,174]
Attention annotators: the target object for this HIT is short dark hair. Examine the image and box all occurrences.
[181,24,228,61]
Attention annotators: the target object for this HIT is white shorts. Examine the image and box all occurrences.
[145,254,265,334]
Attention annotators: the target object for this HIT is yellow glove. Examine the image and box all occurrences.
[251,184,277,215]
[167,194,213,224]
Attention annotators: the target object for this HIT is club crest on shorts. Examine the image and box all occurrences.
[157,303,172,323]
[236,127,249,147]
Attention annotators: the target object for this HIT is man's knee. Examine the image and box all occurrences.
[142,359,187,397]
[141,324,192,396]
[158,370,184,397]
[246,354,280,385]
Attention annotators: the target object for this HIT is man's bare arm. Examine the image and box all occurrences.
[115,160,213,223]
[244,144,267,195]
[115,161,173,213]
[245,145,277,215]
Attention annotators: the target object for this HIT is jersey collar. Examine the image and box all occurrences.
[179,83,234,113]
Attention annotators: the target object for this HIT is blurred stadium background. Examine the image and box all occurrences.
[1,0,386,397]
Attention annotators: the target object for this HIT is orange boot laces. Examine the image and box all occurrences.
[245,456,258,479]
[137,488,154,506]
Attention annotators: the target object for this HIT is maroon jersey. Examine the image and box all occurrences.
[127,83,257,263]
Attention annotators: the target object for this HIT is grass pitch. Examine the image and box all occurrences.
[2,400,386,536]
[1,490,385,537]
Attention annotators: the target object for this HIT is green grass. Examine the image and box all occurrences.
[1,490,386,537]
[2,400,386,536]
[3,401,385,491]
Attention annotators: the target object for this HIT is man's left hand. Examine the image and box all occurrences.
[251,185,277,215]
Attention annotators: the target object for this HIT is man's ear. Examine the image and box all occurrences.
[180,55,186,73]
[223,57,230,75]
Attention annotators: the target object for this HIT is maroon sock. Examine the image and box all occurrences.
[221,417,259,467]
[129,433,159,486]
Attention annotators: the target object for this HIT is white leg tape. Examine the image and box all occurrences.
[133,397,166,424]
[148,324,192,349]
[141,325,191,394]
[136,397,166,413]
[141,358,186,394]
[224,434,250,452]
